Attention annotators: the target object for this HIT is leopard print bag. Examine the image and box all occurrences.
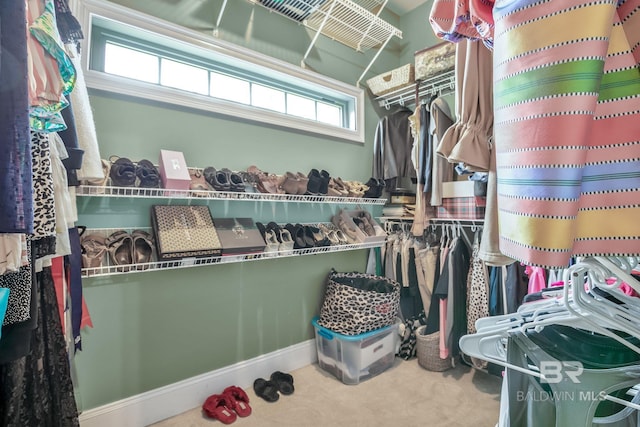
[318,270,401,335]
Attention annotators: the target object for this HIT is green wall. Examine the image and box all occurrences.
[75,0,409,411]
[398,1,441,66]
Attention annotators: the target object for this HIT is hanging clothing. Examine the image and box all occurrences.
[429,0,495,49]
[0,266,80,427]
[372,107,415,190]
[466,237,490,335]
[436,39,493,174]
[0,241,33,326]
[416,245,440,319]
[66,43,104,181]
[478,137,514,266]
[492,0,640,268]
[53,0,84,45]
[525,265,547,295]
[0,0,33,234]
[27,0,76,132]
[428,97,455,207]
[443,237,471,357]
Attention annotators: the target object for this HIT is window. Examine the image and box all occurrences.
[76,0,364,143]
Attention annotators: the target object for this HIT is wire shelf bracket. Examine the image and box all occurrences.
[246,0,402,85]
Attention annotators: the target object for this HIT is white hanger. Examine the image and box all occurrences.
[461,257,640,373]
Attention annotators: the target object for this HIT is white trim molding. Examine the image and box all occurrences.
[79,339,316,427]
[70,0,365,144]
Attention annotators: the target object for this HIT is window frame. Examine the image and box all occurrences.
[71,0,365,144]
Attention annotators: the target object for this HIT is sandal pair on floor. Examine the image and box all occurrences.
[253,371,294,403]
[202,385,252,424]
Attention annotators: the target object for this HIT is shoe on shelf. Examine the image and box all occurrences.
[189,168,213,197]
[82,158,111,190]
[109,157,136,187]
[363,177,385,198]
[318,223,339,246]
[278,227,295,254]
[105,230,134,271]
[131,229,154,269]
[295,172,309,195]
[221,168,245,192]
[281,172,302,195]
[285,223,307,249]
[263,229,280,256]
[136,159,161,188]
[80,231,107,271]
[328,177,349,197]
[204,167,231,192]
[306,169,323,195]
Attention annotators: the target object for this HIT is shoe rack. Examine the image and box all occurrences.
[76,184,387,204]
[80,226,383,278]
[76,185,387,278]
[217,0,402,86]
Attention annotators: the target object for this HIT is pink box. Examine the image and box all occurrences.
[159,149,191,191]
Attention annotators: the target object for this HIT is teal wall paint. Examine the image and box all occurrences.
[76,252,366,410]
[75,0,402,410]
[397,1,440,66]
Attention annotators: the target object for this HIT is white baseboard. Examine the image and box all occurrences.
[79,339,317,427]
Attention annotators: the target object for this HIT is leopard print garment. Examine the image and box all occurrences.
[466,242,490,335]
[1,239,32,326]
[465,242,490,369]
[318,272,401,336]
[31,131,56,238]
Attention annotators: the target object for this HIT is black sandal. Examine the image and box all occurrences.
[136,159,161,188]
[270,371,294,395]
[253,378,279,402]
[109,157,137,187]
[203,167,231,192]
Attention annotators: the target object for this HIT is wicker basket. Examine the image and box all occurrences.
[414,42,455,81]
[366,64,415,96]
[415,325,452,372]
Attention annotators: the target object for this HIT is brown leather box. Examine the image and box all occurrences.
[213,218,266,256]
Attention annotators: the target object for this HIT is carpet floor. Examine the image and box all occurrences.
[151,357,502,427]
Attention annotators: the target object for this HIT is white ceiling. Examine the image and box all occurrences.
[386,0,431,16]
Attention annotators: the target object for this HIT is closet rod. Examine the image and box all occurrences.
[428,218,484,226]
[375,68,455,109]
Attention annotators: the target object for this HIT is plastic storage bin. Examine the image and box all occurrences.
[312,317,399,385]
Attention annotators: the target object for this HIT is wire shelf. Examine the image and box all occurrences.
[249,0,401,52]
[82,238,384,278]
[75,185,387,205]
[305,0,401,52]
[374,69,456,109]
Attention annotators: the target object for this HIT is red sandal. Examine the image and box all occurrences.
[223,385,252,417]
[202,394,237,424]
